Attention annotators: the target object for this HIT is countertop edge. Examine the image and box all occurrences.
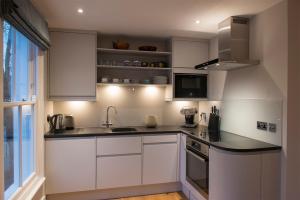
[44,128,282,153]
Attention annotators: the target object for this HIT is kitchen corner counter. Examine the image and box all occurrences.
[44,126,281,152]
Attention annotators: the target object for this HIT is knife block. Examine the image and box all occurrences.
[208,113,220,136]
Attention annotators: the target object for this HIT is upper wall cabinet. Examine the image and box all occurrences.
[172,38,209,70]
[49,30,97,100]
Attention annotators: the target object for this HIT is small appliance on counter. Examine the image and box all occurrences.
[64,115,75,130]
[144,115,157,128]
[208,106,221,137]
[180,107,198,128]
[47,114,64,133]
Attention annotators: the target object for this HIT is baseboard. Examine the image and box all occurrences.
[46,182,181,200]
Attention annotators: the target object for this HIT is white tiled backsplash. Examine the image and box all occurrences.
[53,85,199,128]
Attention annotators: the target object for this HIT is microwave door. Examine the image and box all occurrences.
[174,74,207,98]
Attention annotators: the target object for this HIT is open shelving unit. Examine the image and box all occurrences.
[97,48,171,56]
[97,83,171,87]
[97,65,172,71]
[97,34,172,86]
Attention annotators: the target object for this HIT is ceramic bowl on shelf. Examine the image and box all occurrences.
[123,79,131,84]
[112,78,120,83]
[101,77,109,83]
[141,62,148,67]
[112,40,129,50]
[153,76,168,84]
[138,46,157,51]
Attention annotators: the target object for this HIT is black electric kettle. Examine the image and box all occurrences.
[47,114,64,133]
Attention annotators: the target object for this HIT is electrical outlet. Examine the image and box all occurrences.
[257,121,268,131]
[269,123,277,133]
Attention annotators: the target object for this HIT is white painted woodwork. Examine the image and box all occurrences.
[45,138,96,194]
[97,155,142,189]
[261,151,281,200]
[143,134,177,144]
[179,134,187,183]
[209,147,280,200]
[209,147,261,200]
[179,134,190,199]
[97,136,142,155]
[172,38,209,69]
[189,191,207,200]
[49,30,96,100]
[208,71,227,101]
[143,143,178,184]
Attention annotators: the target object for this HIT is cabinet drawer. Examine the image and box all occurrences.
[97,136,142,155]
[143,134,178,144]
[97,155,142,189]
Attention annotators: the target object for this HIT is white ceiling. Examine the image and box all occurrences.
[32,0,282,39]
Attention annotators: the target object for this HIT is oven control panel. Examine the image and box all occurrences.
[186,136,209,157]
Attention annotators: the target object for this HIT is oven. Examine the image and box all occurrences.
[186,136,209,194]
[174,73,207,98]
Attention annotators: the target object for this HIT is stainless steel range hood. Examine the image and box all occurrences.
[195,16,259,71]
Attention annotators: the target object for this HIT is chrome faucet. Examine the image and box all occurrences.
[102,106,117,128]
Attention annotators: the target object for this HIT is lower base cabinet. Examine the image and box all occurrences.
[143,143,178,184]
[45,138,96,194]
[209,147,281,200]
[97,155,142,189]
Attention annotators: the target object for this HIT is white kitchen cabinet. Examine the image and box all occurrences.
[45,138,96,194]
[49,30,96,100]
[172,38,209,69]
[97,155,142,189]
[209,147,280,200]
[97,136,142,155]
[143,142,178,184]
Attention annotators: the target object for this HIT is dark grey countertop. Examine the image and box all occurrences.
[44,126,281,152]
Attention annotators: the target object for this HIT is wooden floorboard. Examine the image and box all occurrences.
[114,192,187,200]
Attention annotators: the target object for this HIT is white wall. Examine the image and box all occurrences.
[198,1,287,146]
[286,0,300,199]
[52,86,198,128]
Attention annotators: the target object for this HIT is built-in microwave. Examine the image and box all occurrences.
[174,73,207,99]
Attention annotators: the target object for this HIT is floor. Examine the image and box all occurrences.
[115,192,187,200]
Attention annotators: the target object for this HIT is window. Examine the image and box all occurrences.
[3,21,39,200]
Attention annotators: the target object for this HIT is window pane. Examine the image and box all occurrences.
[3,21,37,102]
[4,107,20,200]
[3,22,15,102]
[22,105,34,181]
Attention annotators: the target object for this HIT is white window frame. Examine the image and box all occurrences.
[1,19,46,200]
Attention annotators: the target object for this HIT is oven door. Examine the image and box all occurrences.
[186,148,209,194]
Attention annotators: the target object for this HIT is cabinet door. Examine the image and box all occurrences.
[45,138,96,194]
[209,147,261,200]
[49,31,96,100]
[172,38,208,69]
[143,143,178,184]
[97,155,142,189]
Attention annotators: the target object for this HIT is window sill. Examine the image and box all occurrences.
[9,174,45,200]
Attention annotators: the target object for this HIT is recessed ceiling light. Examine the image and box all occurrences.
[77,8,84,14]
[195,20,200,24]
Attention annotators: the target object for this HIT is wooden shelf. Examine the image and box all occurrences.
[97,65,172,71]
[97,83,171,87]
[97,48,172,56]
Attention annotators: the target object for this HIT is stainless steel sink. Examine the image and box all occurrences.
[111,127,137,132]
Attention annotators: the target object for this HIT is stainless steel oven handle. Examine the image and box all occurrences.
[186,149,207,162]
